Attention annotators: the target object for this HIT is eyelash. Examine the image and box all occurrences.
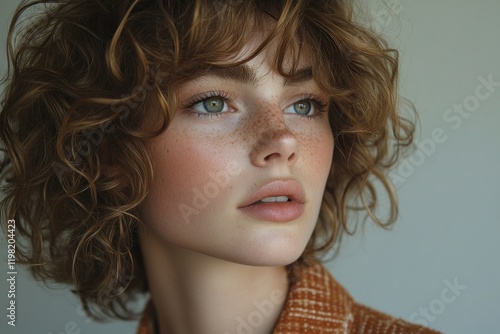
[184,90,235,119]
[184,91,328,119]
[294,94,328,120]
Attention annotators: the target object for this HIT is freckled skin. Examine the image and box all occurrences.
[139,43,334,266]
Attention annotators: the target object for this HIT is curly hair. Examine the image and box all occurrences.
[0,0,414,320]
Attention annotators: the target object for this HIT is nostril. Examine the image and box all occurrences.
[264,152,281,162]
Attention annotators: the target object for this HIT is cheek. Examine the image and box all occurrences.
[140,127,239,228]
[141,131,207,226]
[297,123,334,180]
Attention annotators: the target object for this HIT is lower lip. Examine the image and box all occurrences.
[238,202,305,223]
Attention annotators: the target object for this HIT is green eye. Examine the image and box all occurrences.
[293,100,312,115]
[203,97,225,113]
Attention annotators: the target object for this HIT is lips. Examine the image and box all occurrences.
[238,179,306,222]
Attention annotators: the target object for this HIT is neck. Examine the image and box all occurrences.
[139,228,289,334]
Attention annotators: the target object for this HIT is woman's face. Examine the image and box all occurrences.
[139,39,334,266]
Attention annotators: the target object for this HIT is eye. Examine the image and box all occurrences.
[193,96,229,113]
[284,99,315,116]
[293,100,312,115]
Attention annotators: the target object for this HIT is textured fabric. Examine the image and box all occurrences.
[137,262,441,334]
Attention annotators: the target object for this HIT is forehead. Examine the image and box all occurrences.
[174,28,314,87]
[229,19,314,73]
[167,7,320,89]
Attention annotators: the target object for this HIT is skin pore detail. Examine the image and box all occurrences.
[138,36,334,334]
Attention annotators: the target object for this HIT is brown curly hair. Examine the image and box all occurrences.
[0,0,414,320]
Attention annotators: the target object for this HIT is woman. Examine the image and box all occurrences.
[0,0,441,333]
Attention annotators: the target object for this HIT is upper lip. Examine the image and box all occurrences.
[238,179,306,208]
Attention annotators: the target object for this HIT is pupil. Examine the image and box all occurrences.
[294,101,311,115]
[203,97,224,113]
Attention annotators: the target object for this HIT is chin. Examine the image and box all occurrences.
[230,223,314,267]
[224,255,303,268]
[218,238,308,267]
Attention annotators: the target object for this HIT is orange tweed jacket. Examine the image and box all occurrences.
[137,262,441,334]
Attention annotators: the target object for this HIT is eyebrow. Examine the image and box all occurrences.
[284,66,313,86]
[208,64,258,85]
[204,64,314,86]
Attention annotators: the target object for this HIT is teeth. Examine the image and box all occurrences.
[261,196,289,203]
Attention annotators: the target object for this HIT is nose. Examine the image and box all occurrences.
[249,107,299,168]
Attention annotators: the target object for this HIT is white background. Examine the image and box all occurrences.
[1,1,499,333]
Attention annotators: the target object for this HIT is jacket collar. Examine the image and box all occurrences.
[273,261,354,333]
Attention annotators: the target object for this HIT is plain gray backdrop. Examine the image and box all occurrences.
[1,1,499,333]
